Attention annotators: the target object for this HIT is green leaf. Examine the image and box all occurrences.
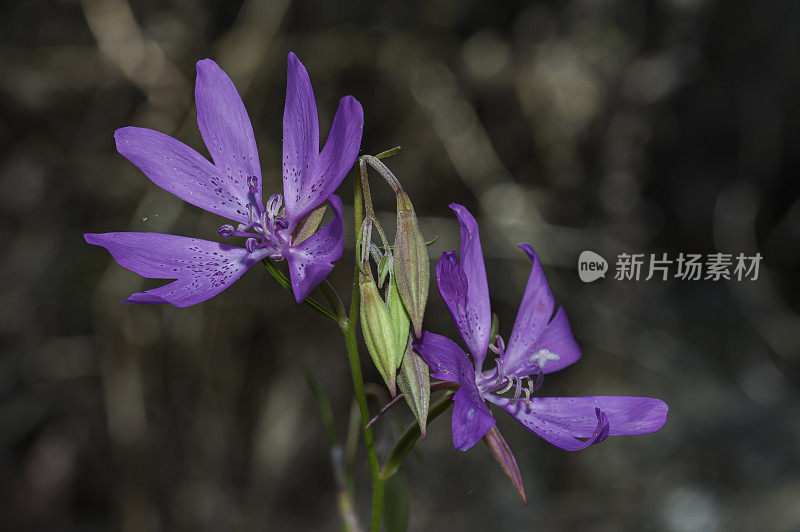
[374,146,402,160]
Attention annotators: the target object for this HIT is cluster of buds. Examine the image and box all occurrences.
[357,155,431,434]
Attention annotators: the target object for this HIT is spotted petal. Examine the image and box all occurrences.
[436,204,492,370]
[486,395,668,451]
[503,244,580,377]
[195,59,263,213]
[282,52,363,227]
[115,127,251,223]
[84,232,267,307]
[284,194,344,303]
[413,331,495,450]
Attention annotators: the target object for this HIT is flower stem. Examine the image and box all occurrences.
[321,278,348,328]
[343,169,385,532]
[261,258,338,321]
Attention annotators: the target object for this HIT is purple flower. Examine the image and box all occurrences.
[414,204,668,451]
[85,53,363,306]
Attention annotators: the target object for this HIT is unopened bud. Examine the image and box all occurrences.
[393,190,430,338]
[360,271,404,397]
[397,339,431,438]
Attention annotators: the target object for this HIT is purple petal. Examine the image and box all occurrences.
[436,204,492,369]
[282,53,363,226]
[284,194,344,303]
[452,382,496,451]
[115,127,251,223]
[282,52,318,225]
[503,244,580,376]
[84,232,266,307]
[413,331,470,383]
[486,395,668,451]
[413,331,495,450]
[308,95,363,218]
[195,59,263,213]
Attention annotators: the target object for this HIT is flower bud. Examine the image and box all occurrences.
[359,268,409,397]
[387,265,411,358]
[393,190,429,338]
[397,340,431,438]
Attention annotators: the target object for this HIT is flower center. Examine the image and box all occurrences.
[217,185,290,258]
[476,334,546,406]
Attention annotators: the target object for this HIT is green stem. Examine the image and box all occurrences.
[262,259,338,321]
[343,171,385,531]
[321,279,348,327]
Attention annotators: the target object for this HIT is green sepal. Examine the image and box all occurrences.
[387,271,411,370]
[393,190,430,339]
[359,272,399,396]
[396,339,431,439]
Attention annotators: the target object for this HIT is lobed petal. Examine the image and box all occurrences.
[487,395,668,451]
[195,59,263,213]
[503,244,580,376]
[436,204,492,369]
[413,331,495,450]
[85,232,266,307]
[284,194,344,303]
[282,53,363,226]
[114,127,251,223]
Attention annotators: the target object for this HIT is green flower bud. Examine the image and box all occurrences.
[393,190,429,339]
[397,339,431,439]
[359,265,411,397]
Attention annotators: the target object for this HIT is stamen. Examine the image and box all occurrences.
[522,381,532,406]
[245,238,260,253]
[494,335,505,354]
[267,194,283,217]
[218,224,235,238]
[247,175,258,194]
[510,378,523,405]
[497,376,515,394]
[532,368,544,393]
[237,221,257,233]
[275,217,289,230]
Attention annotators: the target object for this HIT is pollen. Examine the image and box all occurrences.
[528,349,560,370]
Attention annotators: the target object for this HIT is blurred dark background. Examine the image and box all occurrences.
[2,0,799,530]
